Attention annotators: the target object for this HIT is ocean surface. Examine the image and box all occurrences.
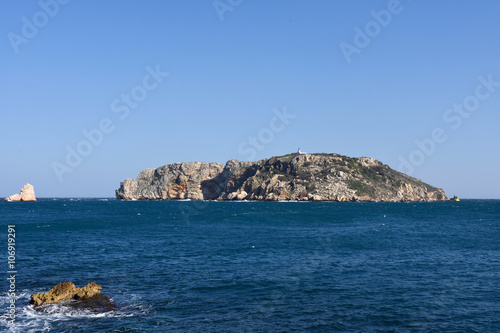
[0,199,499,332]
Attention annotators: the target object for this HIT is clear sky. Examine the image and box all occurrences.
[1,0,499,198]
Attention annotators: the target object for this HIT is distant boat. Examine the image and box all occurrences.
[451,195,460,202]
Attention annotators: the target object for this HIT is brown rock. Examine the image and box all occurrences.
[30,282,102,307]
[74,282,102,300]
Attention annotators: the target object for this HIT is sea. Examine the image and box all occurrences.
[0,199,499,332]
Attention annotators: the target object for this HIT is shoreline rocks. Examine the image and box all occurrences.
[116,153,449,202]
[4,183,36,202]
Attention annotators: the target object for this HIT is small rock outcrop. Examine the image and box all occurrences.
[30,282,114,312]
[3,183,36,201]
[116,153,449,202]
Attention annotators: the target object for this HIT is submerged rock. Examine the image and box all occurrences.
[116,153,449,202]
[30,282,115,313]
[4,183,36,201]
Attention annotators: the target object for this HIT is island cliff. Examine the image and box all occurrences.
[116,153,448,202]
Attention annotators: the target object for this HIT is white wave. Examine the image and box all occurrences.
[24,303,117,319]
[0,291,148,332]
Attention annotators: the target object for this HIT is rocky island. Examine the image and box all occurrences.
[30,282,115,313]
[3,183,36,201]
[116,153,448,202]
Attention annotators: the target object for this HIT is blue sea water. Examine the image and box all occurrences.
[0,199,499,332]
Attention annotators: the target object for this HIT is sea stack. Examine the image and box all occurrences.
[4,183,36,201]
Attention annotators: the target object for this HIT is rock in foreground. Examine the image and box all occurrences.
[30,282,115,312]
[116,153,448,202]
[4,183,36,201]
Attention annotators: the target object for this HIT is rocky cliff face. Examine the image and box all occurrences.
[116,162,225,200]
[116,153,448,202]
[4,183,36,201]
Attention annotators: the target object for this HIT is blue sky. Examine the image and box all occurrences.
[1,0,499,198]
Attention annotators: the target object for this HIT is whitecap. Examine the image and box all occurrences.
[0,291,149,332]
